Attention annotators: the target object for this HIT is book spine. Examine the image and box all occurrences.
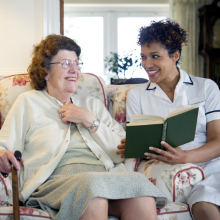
[161,121,167,150]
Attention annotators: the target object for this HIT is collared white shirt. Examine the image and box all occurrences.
[126,69,220,154]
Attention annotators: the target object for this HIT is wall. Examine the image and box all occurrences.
[0,0,60,79]
[0,0,44,77]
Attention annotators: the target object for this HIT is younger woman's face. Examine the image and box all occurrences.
[141,42,179,84]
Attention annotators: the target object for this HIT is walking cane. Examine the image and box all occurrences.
[1,151,22,220]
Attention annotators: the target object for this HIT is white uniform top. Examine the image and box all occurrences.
[126,69,220,166]
[126,69,220,209]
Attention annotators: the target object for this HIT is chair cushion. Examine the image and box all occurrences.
[0,202,192,220]
[157,202,192,220]
[0,206,51,219]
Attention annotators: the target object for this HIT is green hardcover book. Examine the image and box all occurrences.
[125,106,199,158]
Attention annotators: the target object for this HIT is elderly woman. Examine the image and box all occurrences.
[0,34,166,220]
[117,19,220,220]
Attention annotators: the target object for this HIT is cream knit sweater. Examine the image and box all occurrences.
[0,90,125,202]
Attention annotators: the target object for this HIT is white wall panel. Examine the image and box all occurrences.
[64,0,168,3]
[0,0,60,79]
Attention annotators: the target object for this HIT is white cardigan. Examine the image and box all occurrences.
[0,90,125,202]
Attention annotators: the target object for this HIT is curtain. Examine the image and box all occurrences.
[169,0,213,77]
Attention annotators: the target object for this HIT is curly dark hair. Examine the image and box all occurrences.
[28,34,81,90]
[137,19,188,65]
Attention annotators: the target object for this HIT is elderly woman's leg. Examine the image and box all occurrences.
[109,196,157,220]
[192,202,220,220]
[80,197,108,220]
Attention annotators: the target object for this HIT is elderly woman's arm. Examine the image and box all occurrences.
[0,94,28,173]
[91,114,125,161]
[87,98,125,163]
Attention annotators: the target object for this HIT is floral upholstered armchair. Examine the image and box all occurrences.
[0,73,204,220]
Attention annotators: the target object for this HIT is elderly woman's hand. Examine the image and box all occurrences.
[59,103,98,129]
[144,141,187,165]
[0,150,24,174]
[116,139,126,158]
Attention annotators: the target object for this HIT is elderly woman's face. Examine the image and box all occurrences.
[141,42,179,84]
[45,50,81,95]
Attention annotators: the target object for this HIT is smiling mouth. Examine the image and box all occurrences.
[147,70,159,77]
[65,77,77,81]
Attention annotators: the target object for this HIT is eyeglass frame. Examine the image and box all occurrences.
[48,59,83,70]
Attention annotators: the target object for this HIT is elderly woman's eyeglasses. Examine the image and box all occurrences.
[49,59,83,70]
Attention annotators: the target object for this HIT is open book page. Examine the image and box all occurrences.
[129,114,165,125]
[127,119,164,126]
[166,105,194,118]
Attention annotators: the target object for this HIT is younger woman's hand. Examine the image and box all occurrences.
[116,139,126,158]
[144,141,187,164]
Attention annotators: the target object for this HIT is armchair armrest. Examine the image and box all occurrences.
[138,159,205,203]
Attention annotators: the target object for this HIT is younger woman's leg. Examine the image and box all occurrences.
[80,197,108,220]
[192,202,220,220]
[108,196,157,220]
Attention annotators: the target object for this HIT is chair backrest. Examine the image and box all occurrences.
[110,77,148,85]
[106,84,141,130]
[0,73,107,128]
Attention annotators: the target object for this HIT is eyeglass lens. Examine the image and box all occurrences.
[61,59,82,70]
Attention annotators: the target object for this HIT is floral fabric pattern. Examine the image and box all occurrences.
[0,206,51,219]
[12,75,30,86]
[138,159,204,203]
[149,177,157,186]
[106,84,139,129]
[0,87,9,124]
[0,175,12,207]
[77,73,107,106]
[161,164,204,202]
[0,74,32,127]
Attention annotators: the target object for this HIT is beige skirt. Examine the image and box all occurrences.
[26,164,167,220]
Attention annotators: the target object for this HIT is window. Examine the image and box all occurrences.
[65,16,104,79]
[64,4,169,84]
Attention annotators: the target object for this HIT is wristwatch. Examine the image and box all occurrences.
[87,118,100,131]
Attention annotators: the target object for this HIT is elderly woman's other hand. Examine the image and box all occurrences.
[116,139,126,158]
[59,103,98,129]
[0,150,24,174]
